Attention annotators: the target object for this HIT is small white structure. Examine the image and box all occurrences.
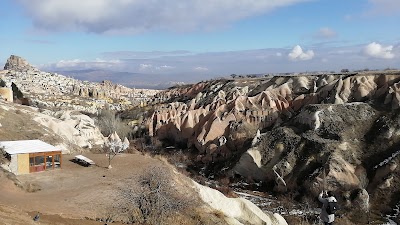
[74,154,95,167]
[0,140,62,175]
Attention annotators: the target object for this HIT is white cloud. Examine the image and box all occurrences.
[363,42,395,59]
[42,58,122,70]
[157,65,174,70]
[288,45,315,61]
[37,44,400,86]
[138,63,175,72]
[194,66,209,71]
[54,59,82,68]
[315,27,337,39]
[139,64,153,71]
[17,0,310,33]
[276,52,283,57]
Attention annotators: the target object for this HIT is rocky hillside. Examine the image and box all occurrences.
[0,100,105,151]
[1,55,159,112]
[146,72,400,224]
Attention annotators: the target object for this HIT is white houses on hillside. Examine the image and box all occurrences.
[0,140,62,175]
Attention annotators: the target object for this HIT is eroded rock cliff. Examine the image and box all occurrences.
[146,73,400,222]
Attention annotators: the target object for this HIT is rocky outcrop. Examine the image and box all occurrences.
[230,102,400,216]
[3,55,37,72]
[147,73,400,221]
[193,181,287,225]
[33,110,105,149]
[0,101,89,153]
[2,55,159,113]
[149,74,400,155]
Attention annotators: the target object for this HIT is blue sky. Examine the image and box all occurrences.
[0,0,399,88]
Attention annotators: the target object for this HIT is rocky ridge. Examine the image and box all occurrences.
[149,74,400,152]
[4,55,36,72]
[1,55,159,112]
[147,72,400,223]
[0,100,105,151]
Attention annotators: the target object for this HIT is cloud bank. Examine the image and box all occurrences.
[17,0,310,33]
[47,58,122,70]
[39,42,399,88]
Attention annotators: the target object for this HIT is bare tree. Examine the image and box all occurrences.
[97,109,131,138]
[104,131,129,169]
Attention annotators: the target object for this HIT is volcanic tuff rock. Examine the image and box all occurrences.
[147,72,400,220]
[193,181,288,225]
[0,100,83,152]
[1,55,159,112]
[149,74,400,153]
[4,55,37,72]
[34,110,105,149]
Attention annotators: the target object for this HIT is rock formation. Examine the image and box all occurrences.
[2,55,159,113]
[149,74,400,154]
[4,55,37,72]
[146,72,400,222]
[193,181,287,225]
[0,101,86,153]
[33,110,105,149]
[0,97,106,151]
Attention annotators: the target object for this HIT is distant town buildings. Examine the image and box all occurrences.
[0,68,159,113]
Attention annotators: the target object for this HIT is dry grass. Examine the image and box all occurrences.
[95,157,227,225]
[0,153,228,225]
[0,104,65,146]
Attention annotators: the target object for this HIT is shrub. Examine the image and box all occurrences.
[111,166,196,224]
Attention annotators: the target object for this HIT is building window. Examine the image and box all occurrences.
[46,155,53,170]
[29,152,61,172]
[34,156,45,166]
[54,154,61,168]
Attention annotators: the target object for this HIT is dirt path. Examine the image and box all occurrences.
[0,152,161,224]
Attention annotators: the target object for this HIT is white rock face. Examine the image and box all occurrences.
[233,148,267,181]
[34,110,105,149]
[192,181,288,225]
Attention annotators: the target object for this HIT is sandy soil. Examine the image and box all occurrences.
[0,152,163,224]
